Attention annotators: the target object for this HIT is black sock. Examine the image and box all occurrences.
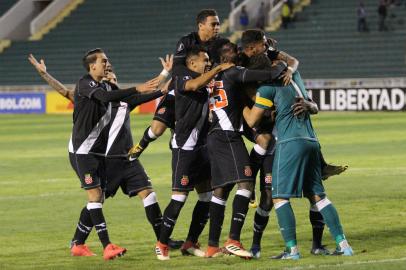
[229,191,251,241]
[72,206,93,245]
[186,200,210,243]
[139,126,158,149]
[208,197,226,247]
[309,209,325,249]
[159,199,185,245]
[144,202,163,240]
[88,203,110,249]
[252,207,270,247]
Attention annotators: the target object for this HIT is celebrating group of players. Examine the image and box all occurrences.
[29,8,352,262]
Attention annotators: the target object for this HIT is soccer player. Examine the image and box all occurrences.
[28,54,184,254]
[242,55,329,258]
[129,8,229,160]
[243,70,354,259]
[204,42,286,258]
[154,46,234,260]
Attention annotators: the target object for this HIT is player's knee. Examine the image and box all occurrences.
[307,194,325,204]
[198,191,212,202]
[273,198,289,209]
[138,188,153,200]
[86,187,103,202]
[237,181,253,193]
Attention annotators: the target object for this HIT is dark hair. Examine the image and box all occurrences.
[241,29,265,49]
[196,9,217,25]
[246,54,273,70]
[219,42,238,64]
[82,48,104,71]
[185,46,208,62]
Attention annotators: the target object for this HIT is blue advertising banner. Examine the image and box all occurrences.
[0,92,45,114]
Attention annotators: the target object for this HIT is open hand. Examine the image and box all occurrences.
[28,54,47,74]
[159,54,173,72]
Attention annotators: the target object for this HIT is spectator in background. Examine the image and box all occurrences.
[240,5,249,29]
[281,0,291,29]
[255,2,267,30]
[357,1,369,32]
[378,0,388,31]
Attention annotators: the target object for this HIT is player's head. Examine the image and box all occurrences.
[186,46,210,74]
[219,42,238,64]
[241,29,267,57]
[196,9,220,40]
[82,48,108,79]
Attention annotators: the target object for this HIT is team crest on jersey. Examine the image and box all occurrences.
[177,42,185,52]
[84,174,93,185]
[264,173,272,184]
[89,81,97,87]
[157,107,166,114]
[180,175,189,186]
[244,166,252,177]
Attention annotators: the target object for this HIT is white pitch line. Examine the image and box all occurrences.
[282,257,406,270]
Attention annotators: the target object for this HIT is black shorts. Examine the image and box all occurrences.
[104,158,152,198]
[207,130,253,189]
[153,94,175,129]
[171,146,211,192]
[259,154,274,191]
[69,153,106,190]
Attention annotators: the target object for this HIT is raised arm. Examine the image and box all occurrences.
[28,54,74,102]
[276,51,299,86]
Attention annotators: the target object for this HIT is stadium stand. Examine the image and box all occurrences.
[0,0,16,16]
[268,0,406,78]
[0,0,229,85]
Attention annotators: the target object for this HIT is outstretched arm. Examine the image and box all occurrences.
[135,54,173,93]
[184,63,235,91]
[28,54,74,102]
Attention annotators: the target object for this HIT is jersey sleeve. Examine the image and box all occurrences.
[173,37,188,69]
[255,85,275,109]
[77,77,104,98]
[174,74,193,94]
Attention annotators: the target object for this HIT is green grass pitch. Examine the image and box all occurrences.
[0,112,405,270]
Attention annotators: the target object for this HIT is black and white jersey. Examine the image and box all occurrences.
[171,68,209,150]
[102,87,163,157]
[209,66,285,133]
[70,74,112,155]
[173,32,229,73]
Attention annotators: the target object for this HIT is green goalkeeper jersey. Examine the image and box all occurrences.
[254,71,318,143]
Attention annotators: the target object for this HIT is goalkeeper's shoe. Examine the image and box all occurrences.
[310,245,330,255]
[128,144,144,161]
[103,243,126,260]
[332,240,354,256]
[155,241,170,260]
[271,246,300,260]
[180,241,205,257]
[71,244,96,257]
[224,239,252,258]
[322,164,348,180]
